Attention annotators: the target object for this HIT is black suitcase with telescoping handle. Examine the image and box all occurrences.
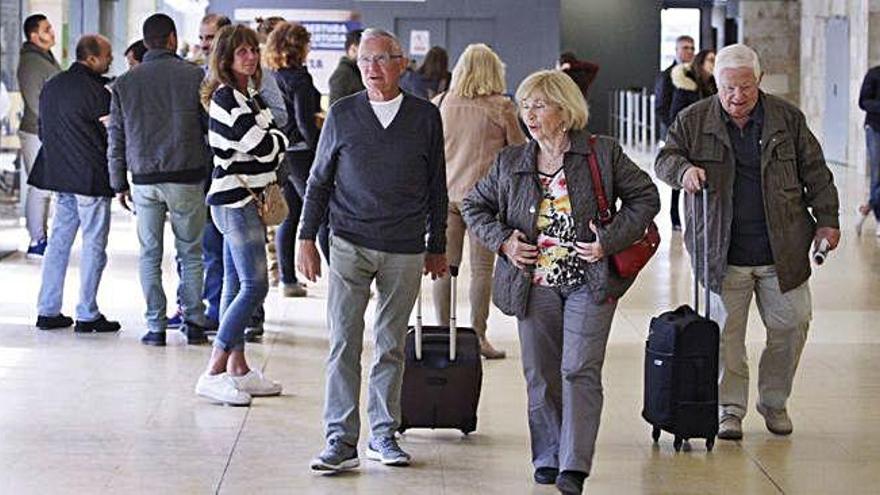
[642,188,720,452]
[399,266,483,435]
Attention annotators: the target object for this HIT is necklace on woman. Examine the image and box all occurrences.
[537,138,571,174]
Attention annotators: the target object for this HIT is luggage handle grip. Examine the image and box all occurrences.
[688,186,710,319]
[414,265,459,362]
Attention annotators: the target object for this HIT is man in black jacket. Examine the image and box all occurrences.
[857,65,880,237]
[328,29,364,106]
[29,34,120,333]
[654,34,694,231]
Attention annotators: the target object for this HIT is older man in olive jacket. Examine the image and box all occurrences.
[655,44,840,441]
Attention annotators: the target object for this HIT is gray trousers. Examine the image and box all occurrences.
[323,235,424,446]
[518,284,617,475]
[709,265,812,419]
[19,131,51,243]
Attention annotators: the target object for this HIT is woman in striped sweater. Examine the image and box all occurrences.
[196,24,289,406]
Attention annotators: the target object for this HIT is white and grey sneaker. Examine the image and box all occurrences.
[717,414,743,440]
[310,438,359,472]
[366,436,411,466]
[757,403,793,436]
[230,369,282,397]
[855,204,870,236]
[195,372,251,406]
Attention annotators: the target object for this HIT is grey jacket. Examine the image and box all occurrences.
[108,50,211,192]
[16,42,61,134]
[462,130,660,318]
[655,93,839,294]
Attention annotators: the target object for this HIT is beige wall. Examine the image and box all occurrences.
[870,0,880,68]
[801,0,868,173]
[25,0,65,62]
[740,1,801,105]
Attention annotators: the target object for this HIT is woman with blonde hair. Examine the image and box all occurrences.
[264,21,327,298]
[463,70,659,494]
[196,24,288,406]
[430,43,526,359]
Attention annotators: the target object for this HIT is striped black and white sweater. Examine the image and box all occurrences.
[207,84,288,207]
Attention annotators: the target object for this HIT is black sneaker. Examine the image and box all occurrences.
[534,467,559,485]
[141,331,166,346]
[74,315,121,333]
[181,322,209,345]
[556,470,587,495]
[36,313,74,330]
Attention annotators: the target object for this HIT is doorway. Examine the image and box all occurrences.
[824,16,849,165]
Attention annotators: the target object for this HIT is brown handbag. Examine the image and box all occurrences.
[586,135,660,279]
[234,176,289,226]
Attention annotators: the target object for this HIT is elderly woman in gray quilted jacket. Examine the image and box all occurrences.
[462,70,659,495]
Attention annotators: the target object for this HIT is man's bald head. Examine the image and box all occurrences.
[76,34,113,74]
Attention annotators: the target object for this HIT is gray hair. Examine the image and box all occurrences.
[714,43,761,80]
[360,28,402,54]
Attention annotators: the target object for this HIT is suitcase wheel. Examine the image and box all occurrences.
[651,426,661,443]
[673,436,683,452]
[682,439,692,452]
[706,436,715,452]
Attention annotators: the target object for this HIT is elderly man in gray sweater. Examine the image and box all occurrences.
[298,28,447,473]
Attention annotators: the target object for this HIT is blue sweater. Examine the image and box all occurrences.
[299,91,447,254]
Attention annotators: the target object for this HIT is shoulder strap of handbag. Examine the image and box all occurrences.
[586,135,613,224]
[234,174,265,210]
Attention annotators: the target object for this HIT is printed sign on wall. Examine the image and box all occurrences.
[409,30,430,56]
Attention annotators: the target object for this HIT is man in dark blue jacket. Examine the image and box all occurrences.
[29,34,120,333]
[857,65,880,237]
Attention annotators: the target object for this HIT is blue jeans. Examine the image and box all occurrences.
[203,209,224,323]
[204,208,266,327]
[211,203,269,351]
[866,126,880,220]
[287,151,330,263]
[37,193,111,321]
[131,182,207,332]
[276,176,303,285]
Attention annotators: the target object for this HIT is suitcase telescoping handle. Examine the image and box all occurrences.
[689,186,710,319]
[414,265,460,362]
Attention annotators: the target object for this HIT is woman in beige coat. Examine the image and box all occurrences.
[430,43,526,359]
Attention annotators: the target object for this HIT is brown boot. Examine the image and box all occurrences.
[479,339,506,359]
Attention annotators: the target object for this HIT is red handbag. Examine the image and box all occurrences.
[586,136,660,279]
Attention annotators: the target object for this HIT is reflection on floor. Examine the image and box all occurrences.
[0,155,878,494]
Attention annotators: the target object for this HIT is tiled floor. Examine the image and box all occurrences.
[0,156,878,494]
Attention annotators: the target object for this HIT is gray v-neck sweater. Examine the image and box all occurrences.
[299,91,447,254]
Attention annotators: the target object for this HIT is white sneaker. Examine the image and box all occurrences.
[855,206,869,236]
[195,372,252,406]
[230,369,282,397]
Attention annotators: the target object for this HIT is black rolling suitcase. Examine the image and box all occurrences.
[399,266,483,435]
[642,189,720,452]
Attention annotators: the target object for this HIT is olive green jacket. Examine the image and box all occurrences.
[655,93,839,294]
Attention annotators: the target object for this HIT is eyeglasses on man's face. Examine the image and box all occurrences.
[357,53,404,67]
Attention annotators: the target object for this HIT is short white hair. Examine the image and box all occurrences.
[360,28,402,54]
[714,43,761,80]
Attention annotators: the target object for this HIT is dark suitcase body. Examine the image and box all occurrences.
[399,267,483,435]
[642,189,719,452]
[643,305,719,451]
